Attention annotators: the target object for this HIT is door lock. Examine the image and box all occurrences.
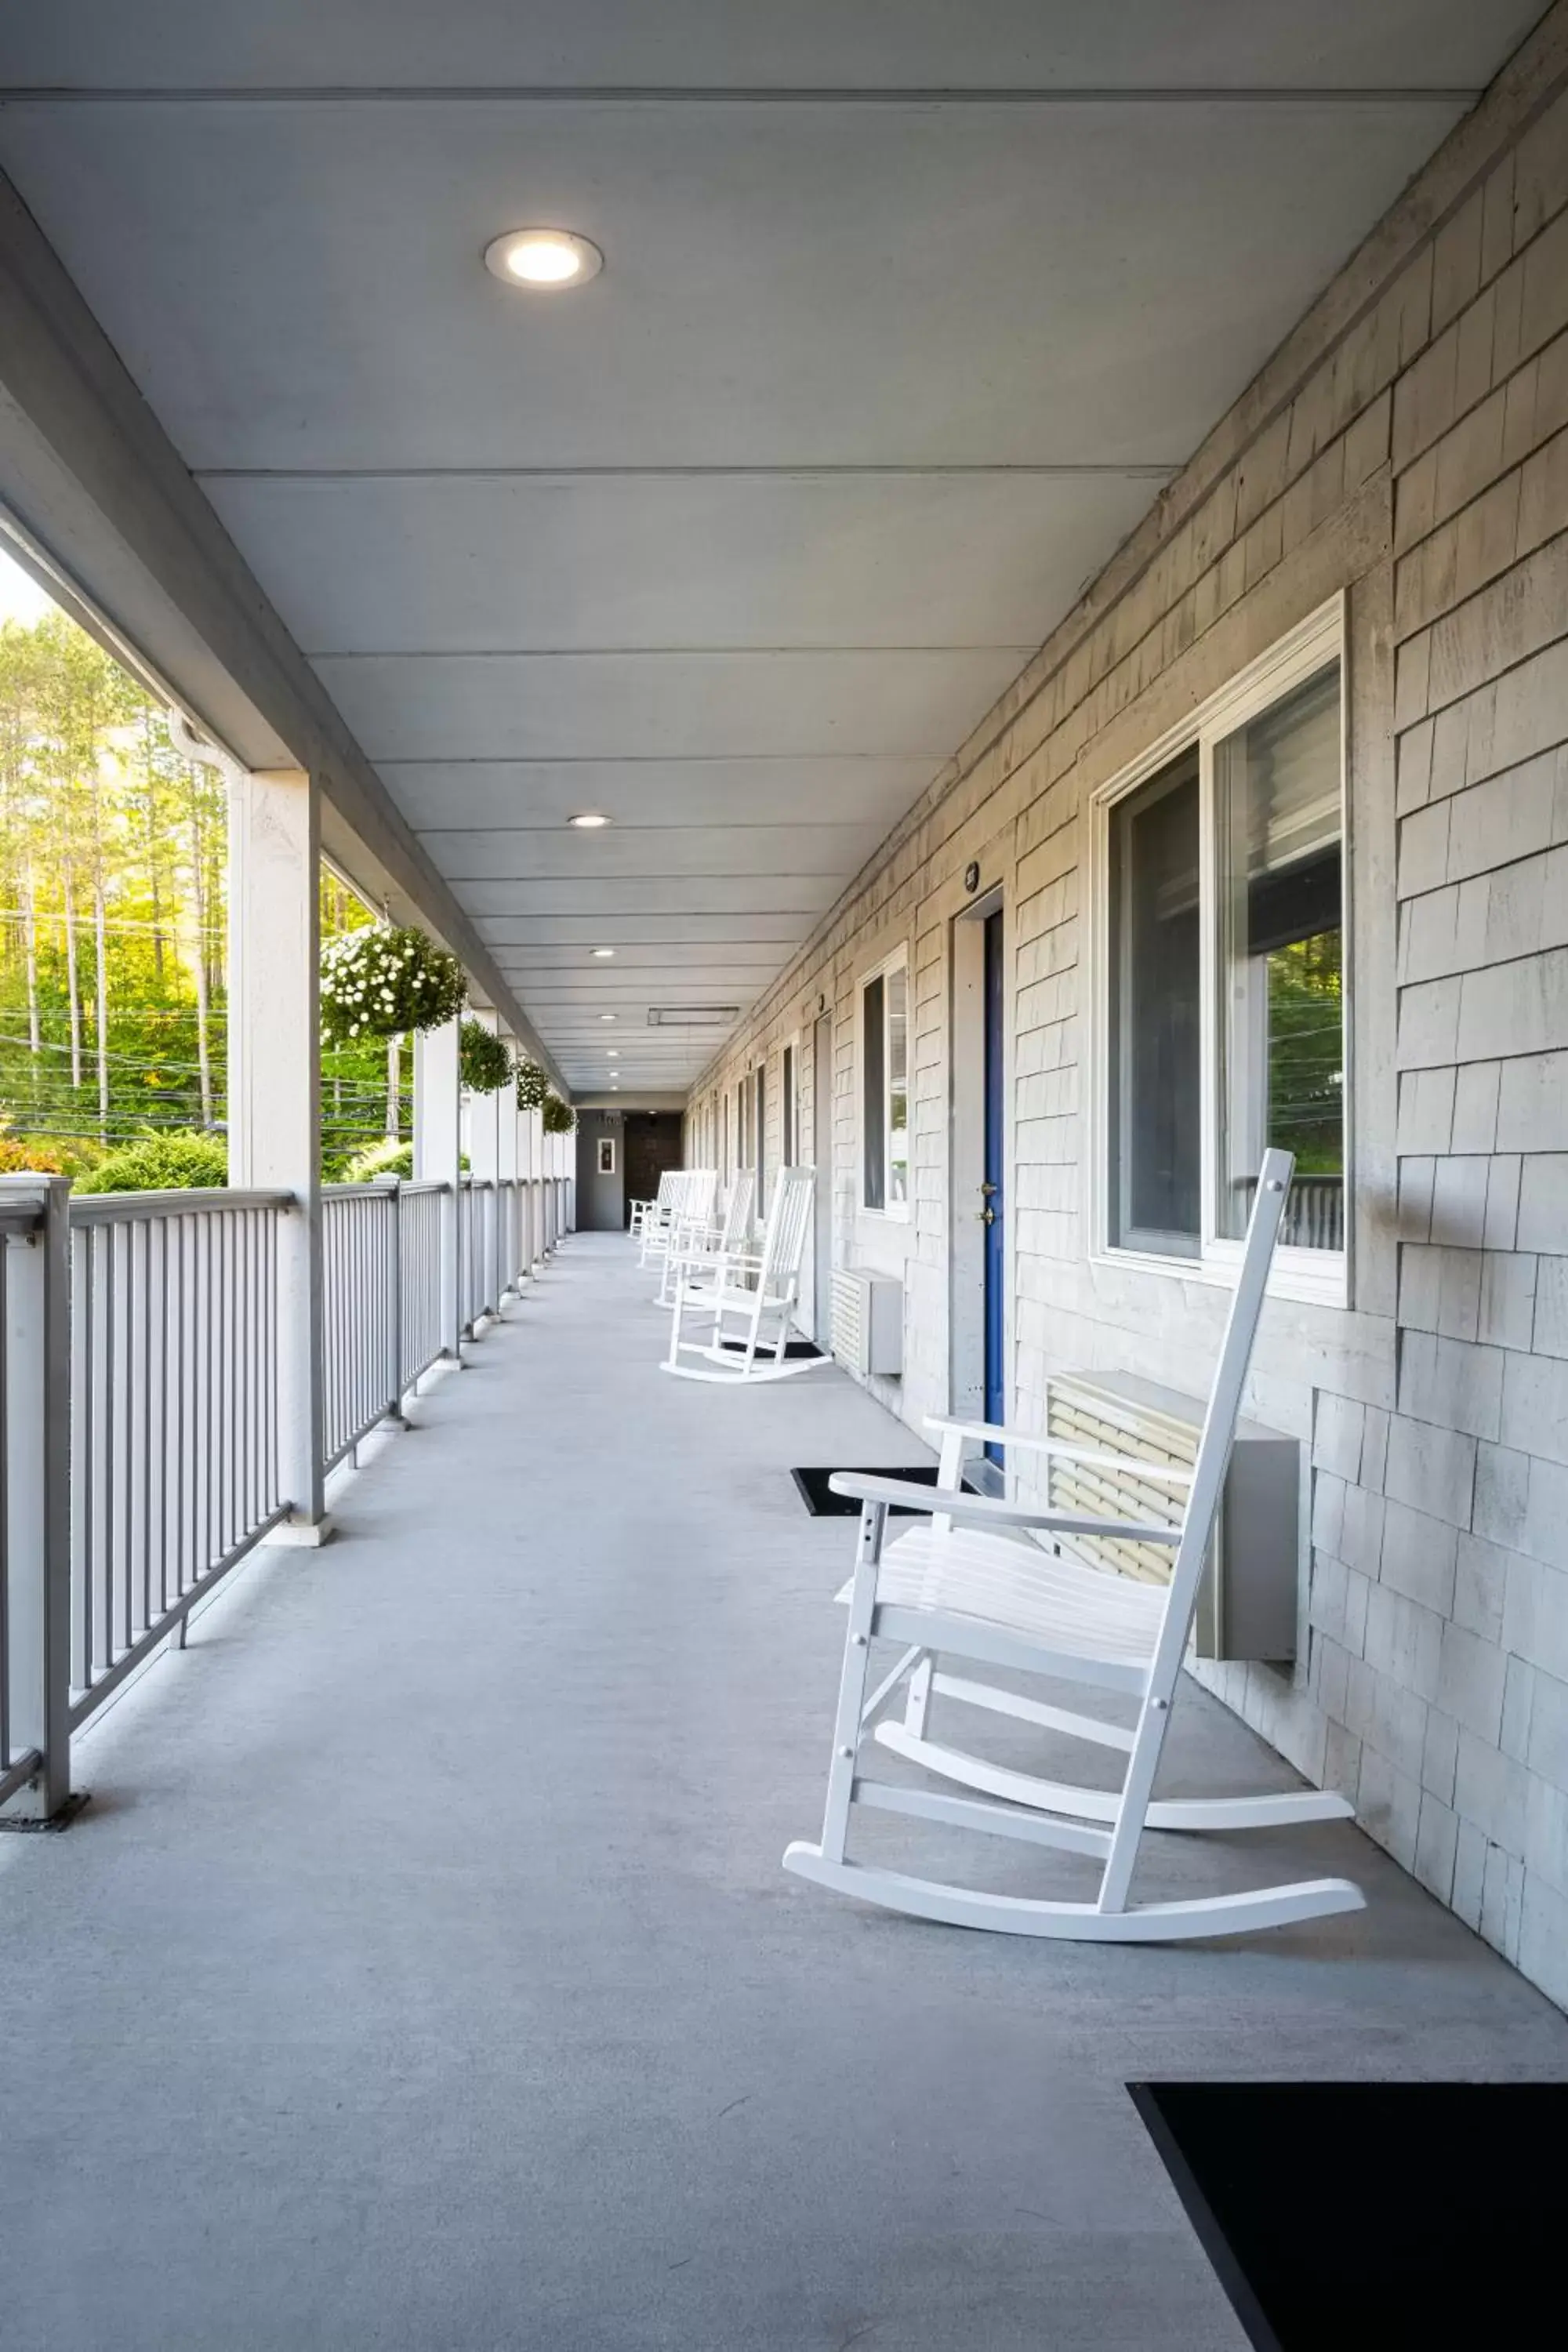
[980,1180,998,1197]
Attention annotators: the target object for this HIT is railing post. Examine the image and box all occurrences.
[227,766,328,1544]
[414,1014,463,1360]
[1,1174,74,1823]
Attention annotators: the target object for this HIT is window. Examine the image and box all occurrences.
[782,1041,797,1163]
[755,1061,767,1203]
[861,952,910,1214]
[1100,606,1345,1287]
[1215,666,1344,1247]
[1109,749,1201,1255]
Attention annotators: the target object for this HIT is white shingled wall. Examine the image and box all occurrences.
[691,12,1568,2007]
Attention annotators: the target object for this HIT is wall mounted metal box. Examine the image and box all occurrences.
[831,1271,904,1378]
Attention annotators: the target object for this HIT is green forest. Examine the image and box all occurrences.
[0,605,408,1181]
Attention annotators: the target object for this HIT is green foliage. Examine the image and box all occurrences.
[541,1092,575,1134]
[0,1134,67,1172]
[459,1017,513,1094]
[74,1128,229,1194]
[2,606,417,1175]
[340,1136,413,1181]
[336,1135,473,1184]
[1266,931,1344,1175]
[514,1058,549,1111]
[319,875,413,1172]
[319,923,464,1044]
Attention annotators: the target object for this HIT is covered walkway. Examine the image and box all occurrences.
[3,1236,1564,2352]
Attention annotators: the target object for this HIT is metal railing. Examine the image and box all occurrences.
[1229,1172,1345,1253]
[398,1181,446,1392]
[68,1187,291,1728]
[1,1167,565,1820]
[321,1181,399,1471]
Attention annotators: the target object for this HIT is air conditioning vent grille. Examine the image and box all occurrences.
[1044,1378,1190,1586]
[1037,1370,1301,1663]
[646,1007,739,1027]
[831,1271,902,1377]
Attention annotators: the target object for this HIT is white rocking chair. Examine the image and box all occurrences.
[662,1167,756,1306]
[662,1165,826,1384]
[652,1170,719,1304]
[783,1149,1365,1941]
[628,1182,665,1244]
[634,1171,681,1263]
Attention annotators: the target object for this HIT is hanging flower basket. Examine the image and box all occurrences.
[320,924,465,1044]
[514,1058,550,1112]
[541,1093,575,1134]
[459,1018,514,1094]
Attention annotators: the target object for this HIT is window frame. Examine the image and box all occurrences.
[857,945,912,1222]
[1090,598,1348,1307]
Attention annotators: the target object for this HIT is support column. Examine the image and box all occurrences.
[227,766,328,1542]
[414,1014,463,1359]
[528,1106,544,1264]
[466,1009,503,1320]
[497,1034,521,1293]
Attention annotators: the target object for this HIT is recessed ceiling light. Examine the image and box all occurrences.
[484,228,604,289]
[568,811,612,829]
[600,1014,616,1023]
[607,1050,619,1058]
[591,947,615,959]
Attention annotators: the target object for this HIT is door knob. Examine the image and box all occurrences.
[977,1207,995,1225]
[980,1180,998,1196]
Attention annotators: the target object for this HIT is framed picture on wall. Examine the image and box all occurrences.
[597,1137,616,1176]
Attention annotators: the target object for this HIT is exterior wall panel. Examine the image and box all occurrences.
[688,20,1568,2005]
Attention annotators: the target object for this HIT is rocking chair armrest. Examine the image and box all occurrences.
[921,1414,1196,1486]
[826,1472,1181,1545]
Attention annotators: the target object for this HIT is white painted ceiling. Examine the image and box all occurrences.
[0,2,1543,1091]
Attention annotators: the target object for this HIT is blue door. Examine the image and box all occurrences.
[983,909,1006,1457]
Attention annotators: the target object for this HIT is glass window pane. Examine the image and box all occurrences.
[756,1062,767,1200]
[887,965,909,1206]
[1216,663,1344,1249]
[1109,751,1201,1254]
[862,975,885,1209]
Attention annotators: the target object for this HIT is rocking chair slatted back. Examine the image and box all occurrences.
[758,1167,815,1299]
[719,1168,755,1255]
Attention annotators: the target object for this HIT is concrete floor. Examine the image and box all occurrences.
[2,1232,1566,2352]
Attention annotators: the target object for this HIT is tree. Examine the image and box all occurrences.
[0,601,415,1176]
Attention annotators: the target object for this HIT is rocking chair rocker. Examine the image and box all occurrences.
[783,1149,1365,1941]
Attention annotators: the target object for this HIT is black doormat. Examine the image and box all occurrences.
[720,1335,824,1361]
[1131,2081,1566,2351]
[789,1464,978,1516]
